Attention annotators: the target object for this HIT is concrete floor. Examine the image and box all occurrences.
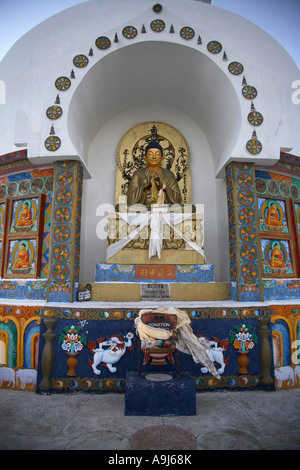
[0,387,300,450]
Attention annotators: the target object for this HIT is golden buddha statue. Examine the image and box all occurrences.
[126,142,182,206]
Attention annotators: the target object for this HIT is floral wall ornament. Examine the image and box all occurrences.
[55,76,71,91]
[246,131,262,154]
[207,40,222,54]
[58,325,87,376]
[122,26,138,39]
[95,36,111,49]
[228,61,244,75]
[150,19,165,32]
[44,135,61,151]
[180,26,195,40]
[230,323,258,374]
[46,105,63,120]
[73,54,89,68]
[242,85,258,100]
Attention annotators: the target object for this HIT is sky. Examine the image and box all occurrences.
[0,0,299,69]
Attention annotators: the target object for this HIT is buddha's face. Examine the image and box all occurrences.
[145,148,163,168]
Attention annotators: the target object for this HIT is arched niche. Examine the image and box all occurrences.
[68,40,241,174]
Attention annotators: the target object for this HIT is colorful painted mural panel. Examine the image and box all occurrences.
[10,198,39,233]
[270,305,300,389]
[258,197,288,233]
[261,238,294,277]
[5,239,37,277]
[36,307,275,394]
[0,304,41,390]
[95,263,215,283]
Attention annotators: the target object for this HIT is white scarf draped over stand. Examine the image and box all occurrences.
[105,209,206,261]
[135,307,221,380]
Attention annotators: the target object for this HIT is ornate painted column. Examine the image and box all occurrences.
[225,162,263,302]
[39,316,58,392]
[47,160,83,302]
[258,315,274,386]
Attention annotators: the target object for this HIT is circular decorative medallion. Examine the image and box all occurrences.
[8,182,17,197]
[45,136,61,152]
[95,36,111,49]
[45,176,53,192]
[58,161,75,170]
[236,162,252,171]
[53,244,71,262]
[55,188,73,205]
[150,19,165,32]
[241,262,258,281]
[207,40,222,54]
[0,185,6,198]
[229,244,236,262]
[31,178,44,193]
[290,185,299,199]
[54,224,71,242]
[238,189,254,206]
[46,105,63,120]
[248,111,263,126]
[268,180,279,196]
[228,62,244,75]
[52,263,70,281]
[230,263,237,280]
[180,26,195,40]
[238,207,255,224]
[280,182,290,197]
[55,76,71,91]
[73,54,89,68]
[242,85,257,100]
[57,170,74,187]
[240,244,258,262]
[255,178,267,194]
[246,138,263,155]
[122,26,138,39]
[239,225,256,243]
[19,180,30,195]
[54,206,72,223]
[237,171,253,188]
[229,226,236,243]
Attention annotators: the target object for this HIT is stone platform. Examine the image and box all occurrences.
[93,263,226,302]
[81,281,230,302]
[125,371,196,416]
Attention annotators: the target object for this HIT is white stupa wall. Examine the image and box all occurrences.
[0,0,299,282]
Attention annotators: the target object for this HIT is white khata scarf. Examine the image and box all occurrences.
[134,307,220,380]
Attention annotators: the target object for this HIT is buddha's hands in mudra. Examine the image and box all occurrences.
[153,174,163,190]
[142,174,152,190]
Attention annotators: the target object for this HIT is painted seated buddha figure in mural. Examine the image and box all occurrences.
[16,202,33,227]
[126,141,182,206]
[266,202,282,227]
[270,242,286,269]
[13,243,31,270]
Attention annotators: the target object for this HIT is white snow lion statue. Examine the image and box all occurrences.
[88,333,134,375]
